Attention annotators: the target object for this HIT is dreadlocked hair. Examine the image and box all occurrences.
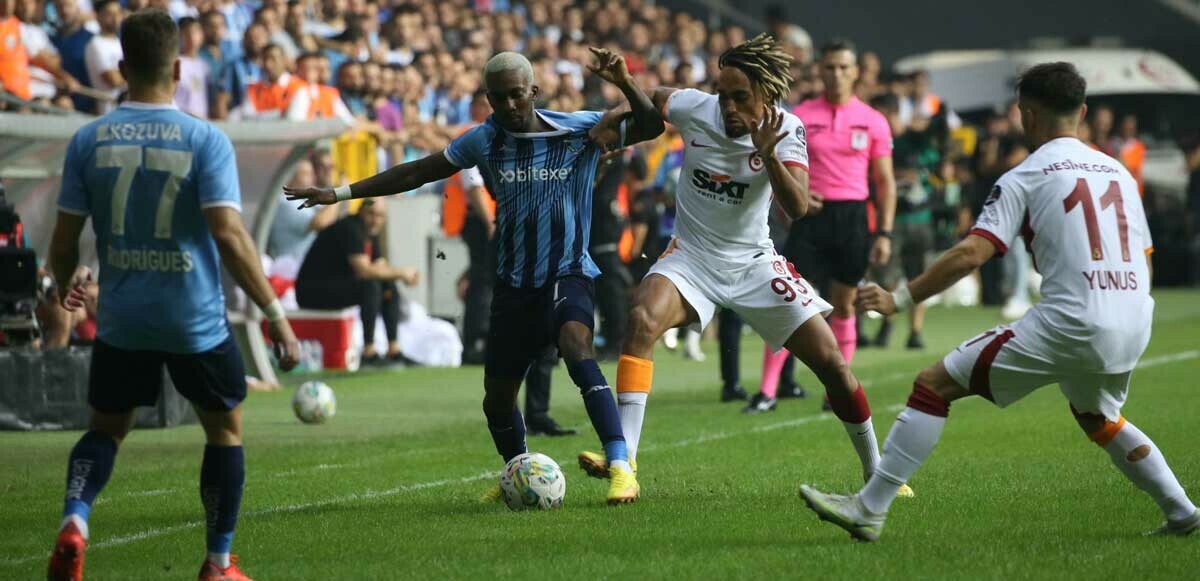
[718,33,794,104]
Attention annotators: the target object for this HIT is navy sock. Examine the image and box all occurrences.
[200,445,245,556]
[486,406,527,462]
[566,359,627,462]
[63,430,118,522]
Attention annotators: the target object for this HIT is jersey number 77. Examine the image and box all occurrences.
[97,145,193,238]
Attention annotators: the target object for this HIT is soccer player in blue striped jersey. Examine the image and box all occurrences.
[45,11,300,581]
[286,49,664,505]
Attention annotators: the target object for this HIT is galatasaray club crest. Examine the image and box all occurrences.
[748,151,764,172]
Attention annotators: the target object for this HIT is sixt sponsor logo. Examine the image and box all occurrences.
[691,168,749,200]
[498,166,573,183]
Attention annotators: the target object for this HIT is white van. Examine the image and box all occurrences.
[895,48,1200,198]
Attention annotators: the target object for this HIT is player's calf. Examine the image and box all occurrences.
[1072,406,1198,531]
[482,376,527,462]
[623,303,667,357]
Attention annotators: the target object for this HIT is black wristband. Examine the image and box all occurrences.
[875,230,893,239]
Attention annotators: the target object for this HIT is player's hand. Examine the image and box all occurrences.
[268,319,302,372]
[283,185,337,209]
[806,191,824,216]
[61,267,92,312]
[587,47,632,87]
[855,282,896,316]
[751,105,787,159]
[870,235,892,268]
[396,267,420,287]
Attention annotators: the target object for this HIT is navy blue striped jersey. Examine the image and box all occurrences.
[444,110,603,288]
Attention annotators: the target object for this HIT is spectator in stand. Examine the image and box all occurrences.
[295,201,418,366]
[1111,114,1146,194]
[17,0,82,106]
[287,50,355,123]
[216,0,252,42]
[255,2,298,60]
[232,43,303,119]
[0,0,33,104]
[908,69,961,129]
[174,16,208,118]
[284,0,317,54]
[198,10,236,112]
[1091,104,1115,151]
[51,0,94,111]
[308,0,347,39]
[83,0,123,113]
[335,58,367,116]
[213,19,266,119]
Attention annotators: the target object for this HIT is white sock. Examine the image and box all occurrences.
[842,418,881,481]
[617,392,648,461]
[860,407,946,514]
[207,551,231,568]
[60,514,89,540]
[1104,421,1197,522]
[610,459,633,472]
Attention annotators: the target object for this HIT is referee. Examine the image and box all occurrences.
[787,39,896,387]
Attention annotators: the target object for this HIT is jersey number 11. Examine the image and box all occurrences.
[1062,178,1131,263]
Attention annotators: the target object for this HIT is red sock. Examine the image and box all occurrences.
[828,383,871,423]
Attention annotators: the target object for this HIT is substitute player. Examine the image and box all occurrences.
[579,34,909,498]
[801,62,1199,541]
[751,40,897,411]
[286,50,662,504]
[45,11,301,581]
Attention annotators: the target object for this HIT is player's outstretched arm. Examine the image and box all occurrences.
[587,47,666,147]
[857,234,996,315]
[203,207,301,371]
[752,105,810,220]
[284,152,460,208]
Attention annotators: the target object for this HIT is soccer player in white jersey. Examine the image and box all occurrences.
[45,11,301,580]
[578,34,911,499]
[801,62,1199,541]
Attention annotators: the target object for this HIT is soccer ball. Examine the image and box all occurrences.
[292,381,336,424]
[499,452,566,511]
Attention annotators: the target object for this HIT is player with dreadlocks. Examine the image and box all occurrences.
[578,34,912,500]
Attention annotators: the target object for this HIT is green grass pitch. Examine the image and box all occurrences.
[4,290,1200,579]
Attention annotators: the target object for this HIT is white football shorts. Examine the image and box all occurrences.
[645,238,833,350]
[942,323,1132,421]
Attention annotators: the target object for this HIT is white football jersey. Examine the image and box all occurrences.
[971,137,1154,373]
[665,89,809,262]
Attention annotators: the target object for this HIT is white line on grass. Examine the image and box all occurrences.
[5,349,1196,568]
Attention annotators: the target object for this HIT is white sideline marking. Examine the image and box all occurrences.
[1137,350,1199,368]
[6,350,1196,568]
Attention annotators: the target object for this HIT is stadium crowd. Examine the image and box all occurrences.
[4,0,1197,364]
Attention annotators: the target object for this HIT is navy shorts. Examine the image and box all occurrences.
[485,275,595,379]
[88,331,247,413]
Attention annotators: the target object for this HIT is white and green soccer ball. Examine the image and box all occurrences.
[499,452,566,511]
[292,381,336,424]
